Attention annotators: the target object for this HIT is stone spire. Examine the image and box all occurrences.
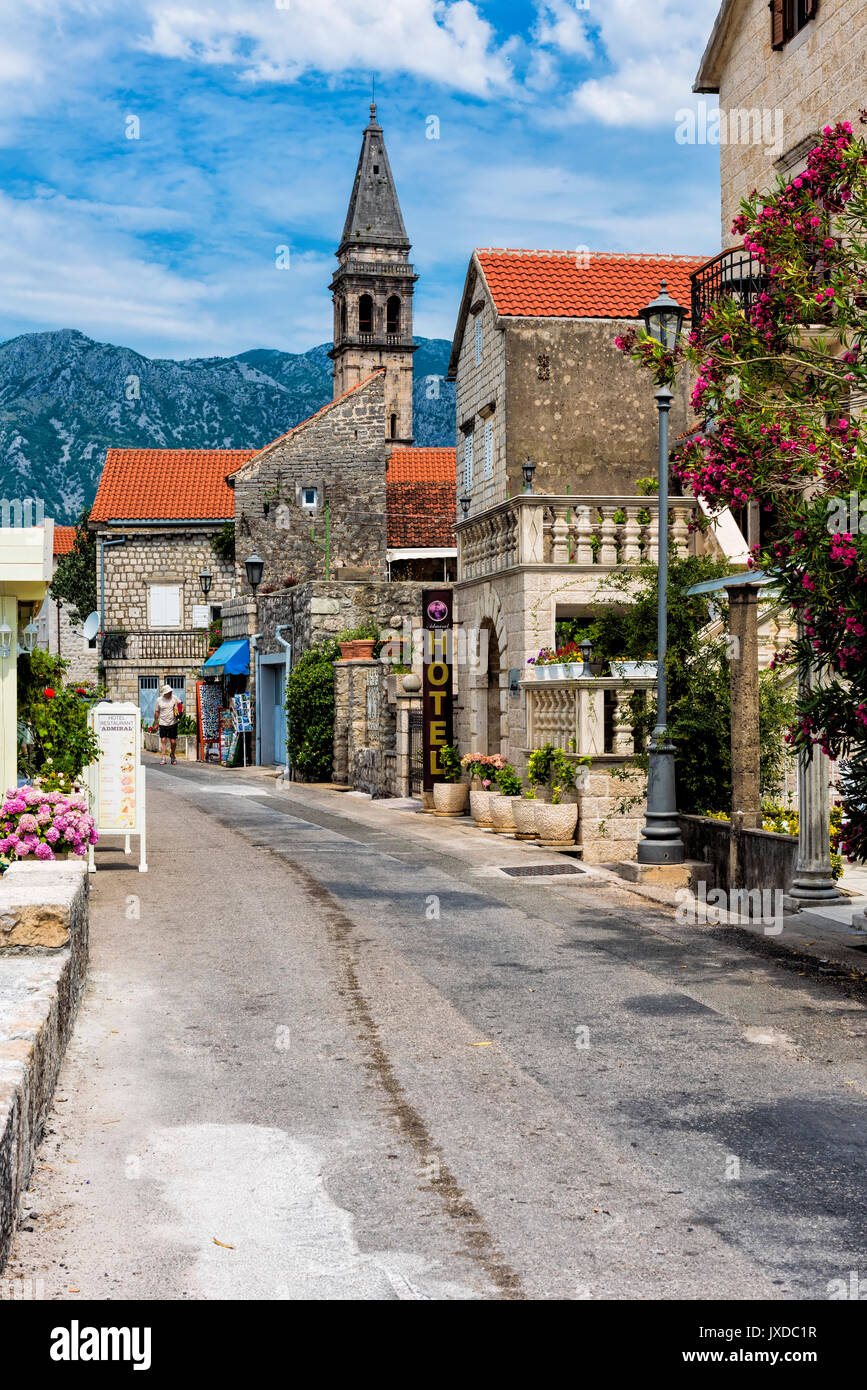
[338,105,410,256]
[330,105,417,448]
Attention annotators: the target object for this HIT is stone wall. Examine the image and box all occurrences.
[100,528,234,633]
[231,371,388,593]
[35,593,99,686]
[253,579,442,662]
[504,319,696,497]
[578,759,647,865]
[452,275,508,517]
[332,659,399,798]
[713,0,865,243]
[0,862,89,1272]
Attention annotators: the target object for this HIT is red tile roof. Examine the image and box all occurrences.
[387,447,456,482]
[90,449,256,522]
[387,481,456,549]
[53,526,77,555]
[475,249,708,319]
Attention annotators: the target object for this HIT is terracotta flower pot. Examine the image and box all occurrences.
[339,639,377,660]
[512,798,538,840]
[433,782,469,816]
[534,801,578,846]
[490,795,517,833]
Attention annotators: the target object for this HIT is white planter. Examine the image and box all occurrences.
[512,798,538,840]
[433,782,469,816]
[534,801,578,846]
[610,660,658,680]
[563,662,591,679]
[470,789,501,828]
[533,665,552,681]
[489,795,517,834]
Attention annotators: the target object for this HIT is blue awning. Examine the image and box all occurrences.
[203,639,249,675]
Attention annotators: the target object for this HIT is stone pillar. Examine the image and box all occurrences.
[789,743,847,904]
[332,661,351,784]
[727,586,761,829]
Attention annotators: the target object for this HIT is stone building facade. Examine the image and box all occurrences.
[447,250,705,516]
[89,449,244,714]
[694,0,866,242]
[329,104,416,447]
[230,370,388,595]
[35,527,100,685]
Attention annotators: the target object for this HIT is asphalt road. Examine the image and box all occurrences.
[6,759,867,1300]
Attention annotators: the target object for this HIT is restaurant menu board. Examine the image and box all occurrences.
[95,709,138,830]
[232,694,253,733]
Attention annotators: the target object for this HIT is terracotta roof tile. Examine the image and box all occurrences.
[90,449,255,523]
[387,446,456,482]
[387,481,456,548]
[53,525,77,555]
[475,249,709,319]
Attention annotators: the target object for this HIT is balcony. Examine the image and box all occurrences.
[524,676,655,758]
[690,246,767,326]
[101,630,209,662]
[455,494,700,581]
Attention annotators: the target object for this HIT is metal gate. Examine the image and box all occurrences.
[408,710,423,795]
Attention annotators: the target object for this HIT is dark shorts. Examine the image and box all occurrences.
[159,724,178,741]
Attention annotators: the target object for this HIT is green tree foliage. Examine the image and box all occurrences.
[17,648,100,787]
[284,641,338,781]
[593,555,796,814]
[49,508,97,624]
[210,522,235,564]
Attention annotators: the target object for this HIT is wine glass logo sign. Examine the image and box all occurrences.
[426,599,449,623]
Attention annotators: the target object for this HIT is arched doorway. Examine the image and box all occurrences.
[481,618,501,755]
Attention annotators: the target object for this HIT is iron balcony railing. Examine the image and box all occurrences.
[690,246,767,326]
[101,630,209,661]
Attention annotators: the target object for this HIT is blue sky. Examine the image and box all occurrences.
[0,0,724,359]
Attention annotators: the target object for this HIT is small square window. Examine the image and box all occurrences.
[301,487,318,509]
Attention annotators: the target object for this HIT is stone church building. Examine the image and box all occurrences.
[92,104,456,759]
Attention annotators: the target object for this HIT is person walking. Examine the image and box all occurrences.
[155,685,180,765]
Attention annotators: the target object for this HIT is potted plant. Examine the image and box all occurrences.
[432,743,469,816]
[512,788,538,840]
[610,652,658,679]
[527,648,561,680]
[490,763,523,833]
[462,754,505,827]
[533,749,585,846]
[338,619,380,660]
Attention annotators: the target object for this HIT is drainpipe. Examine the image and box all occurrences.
[250,631,262,765]
[274,623,292,778]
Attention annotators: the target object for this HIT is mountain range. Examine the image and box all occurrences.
[0,330,456,523]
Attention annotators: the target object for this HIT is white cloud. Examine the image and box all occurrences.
[140,0,515,95]
[532,0,592,59]
[538,0,721,129]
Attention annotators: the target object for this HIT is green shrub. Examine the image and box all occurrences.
[285,642,339,780]
[17,649,100,788]
[337,618,380,644]
[439,743,463,783]
[496,764,522,797]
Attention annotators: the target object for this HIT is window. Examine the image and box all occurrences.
[474,315,483,365]
[301,487,318,509]
[386,294,401,334]
[463,431,474,490]
[340,300,347,337]
[373,164,379,173]
[483,419,494,479]
[771,0,818,49]
[390,413,397,439]
[149,583,181,628]
[358,294,373,334]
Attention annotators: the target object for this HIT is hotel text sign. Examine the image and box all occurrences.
[422,588,453,791]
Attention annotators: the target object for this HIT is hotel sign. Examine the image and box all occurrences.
[422,588,453,791]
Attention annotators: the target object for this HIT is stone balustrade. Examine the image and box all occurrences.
[523,675,656,759]
[456,494,699,581]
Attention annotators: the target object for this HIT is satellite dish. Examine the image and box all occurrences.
[82,612,100,641]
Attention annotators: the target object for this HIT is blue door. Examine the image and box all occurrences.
[273,664,286,764]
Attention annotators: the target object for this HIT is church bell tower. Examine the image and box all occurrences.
[329,104,417,448]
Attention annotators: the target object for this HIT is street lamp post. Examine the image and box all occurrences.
[198,568,212,599]
[636,282,687,864]
[244,554,264,594]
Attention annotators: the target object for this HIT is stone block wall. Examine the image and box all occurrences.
[100,528,234,633]
[332,658,399,798]
[715,0,865,243]
[452,275,508,518]
[578,759,647,864]
[231,370,388,592]
[36,595,99,685]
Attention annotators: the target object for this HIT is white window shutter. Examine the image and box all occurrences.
[464,433,474,490]
[150,584,181,628]
[484,419,493,478]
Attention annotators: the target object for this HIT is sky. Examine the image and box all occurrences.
[0,0,725,360]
